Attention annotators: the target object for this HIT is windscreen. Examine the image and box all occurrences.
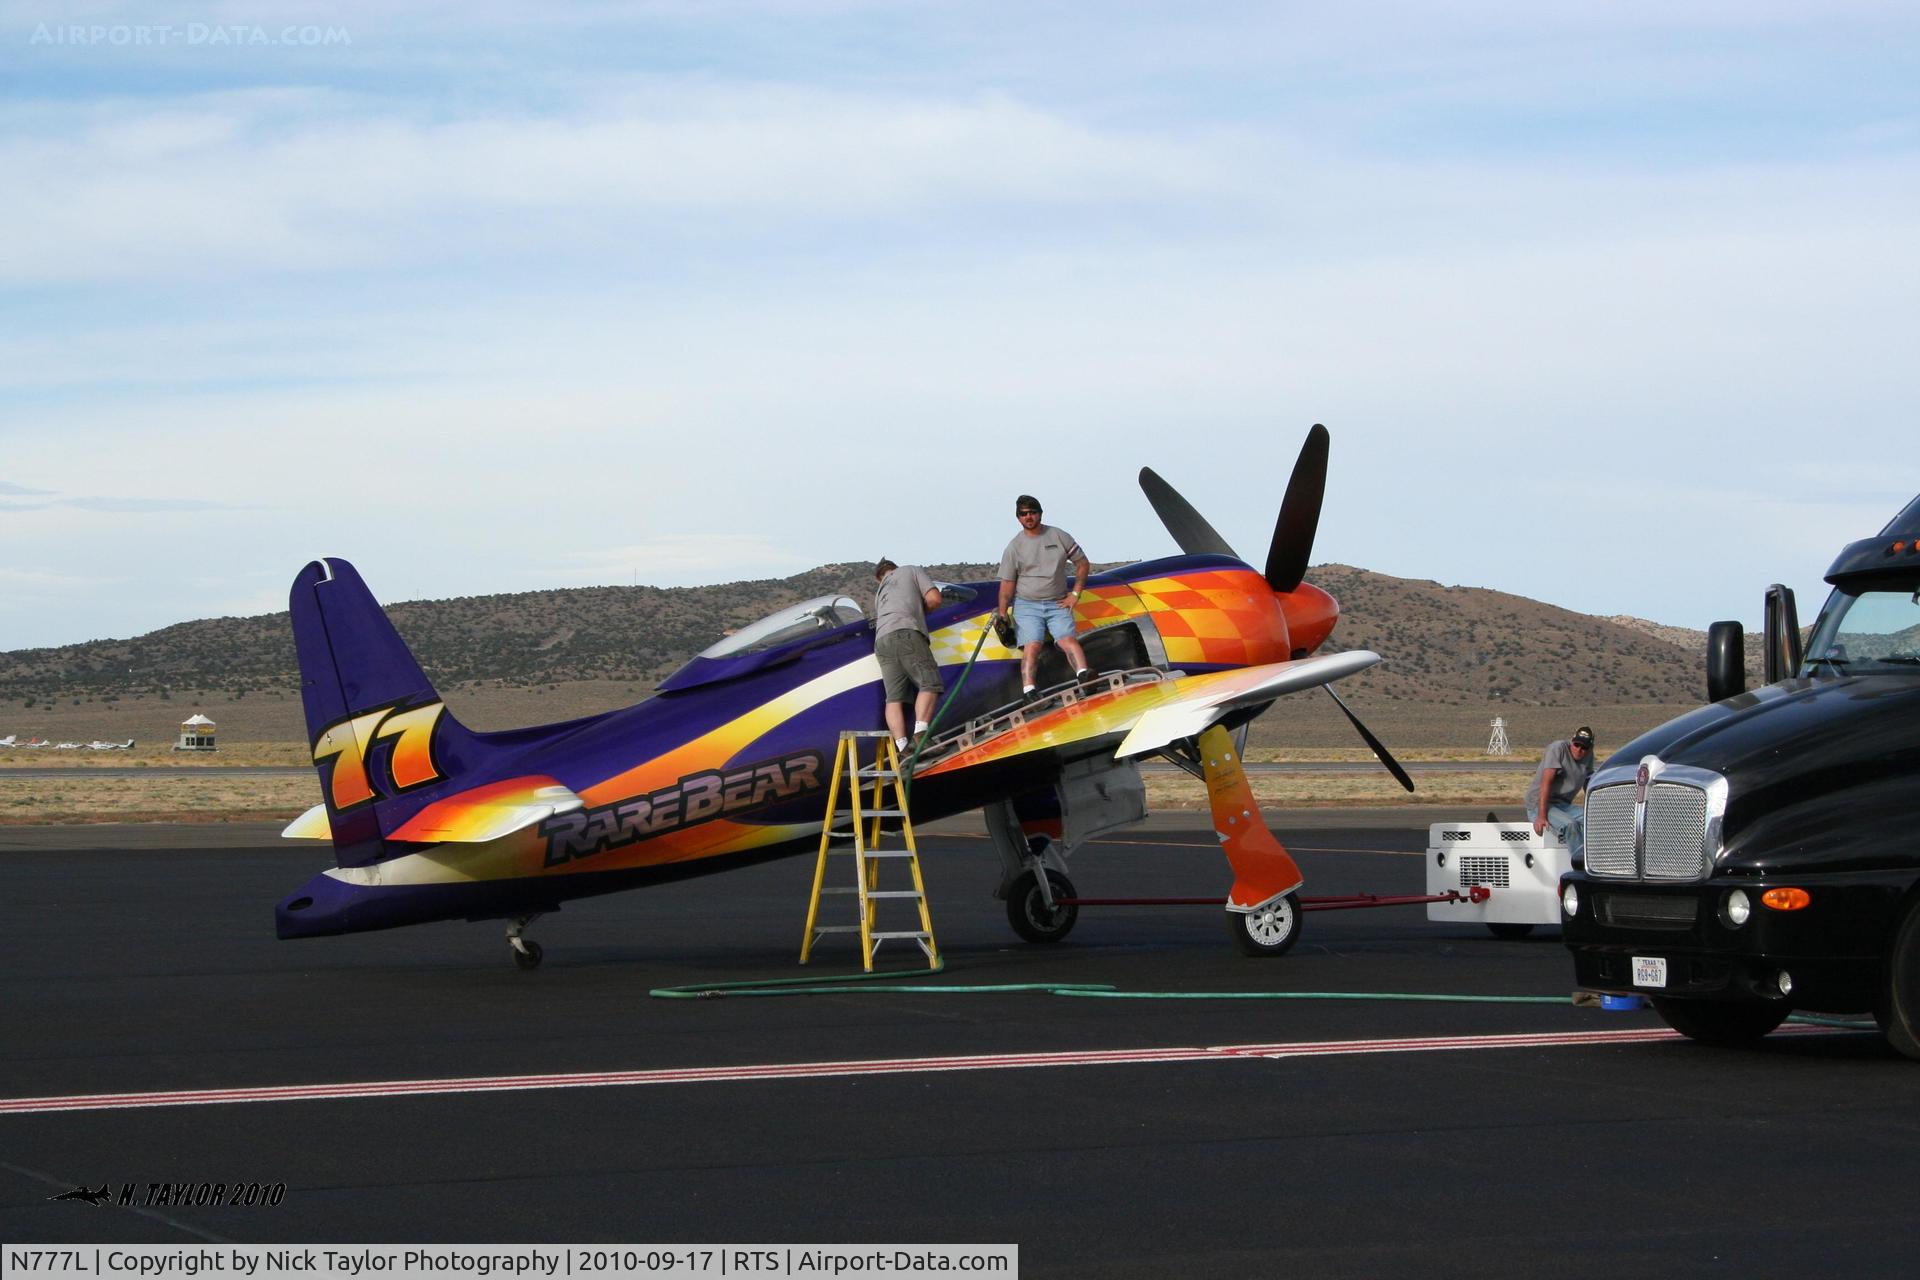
[1802,586,1920,675]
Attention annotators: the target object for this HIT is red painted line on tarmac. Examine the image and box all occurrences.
[0,1025,1846,1116]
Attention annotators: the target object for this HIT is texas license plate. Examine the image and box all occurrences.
[1633,955,1668,988]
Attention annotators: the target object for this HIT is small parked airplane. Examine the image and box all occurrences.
[277,426,1411,966]
[0,735,13,748]
[86,739,135,750]
[53,742,81,750]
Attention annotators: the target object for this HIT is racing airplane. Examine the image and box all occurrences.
[276,425,1411,966]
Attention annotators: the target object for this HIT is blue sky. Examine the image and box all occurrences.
[3,1,1918,650]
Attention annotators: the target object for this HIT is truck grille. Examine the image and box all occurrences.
[1585,785,1636,876]
[1581,764,1721,882]
[1644,784,1709,879]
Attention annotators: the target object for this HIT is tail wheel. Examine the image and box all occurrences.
[511,940,544,971]
[1007,869,1078,944]
[1229,892,1303,957]
[1879,897,1920,1061]
[1487,923,1537,940]
[1649,996,1789,1046]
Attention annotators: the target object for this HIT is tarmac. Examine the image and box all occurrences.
[4,811,1919,1276]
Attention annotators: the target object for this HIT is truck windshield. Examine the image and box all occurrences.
[1801,586,1920,675]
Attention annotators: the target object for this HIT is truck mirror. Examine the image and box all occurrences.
[1707,620,1745,702]
[1763,584,1801,683]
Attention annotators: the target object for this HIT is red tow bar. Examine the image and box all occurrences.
[1058,885,1489,912]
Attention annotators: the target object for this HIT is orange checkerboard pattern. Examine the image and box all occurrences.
[1086,568,1289,668]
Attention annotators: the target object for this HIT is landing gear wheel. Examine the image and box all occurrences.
[1879,896,1920,1061]
[1006,869,1078,944]
[1230,892,1303,957]
[511,940,544,971]
[1487,923,1536,940]
[1649,996,1789,1046]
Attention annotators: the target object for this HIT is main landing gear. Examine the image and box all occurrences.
[507,914,545,970]
[1007,864,1079,944]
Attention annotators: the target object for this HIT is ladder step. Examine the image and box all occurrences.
[865,890,924,899]
[858,809,907,818]
[869,930,930,940]
[811,925,863,934]
[860,850,918,859]
[853,768,901,779]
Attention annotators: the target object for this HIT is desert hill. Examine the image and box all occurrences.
[0,563,1745,748]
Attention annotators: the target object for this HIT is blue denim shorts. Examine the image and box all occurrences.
[1012,597,1076,647]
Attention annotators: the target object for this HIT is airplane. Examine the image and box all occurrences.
[18,736,47,750]
[54,742,81,750]
[0,735,13,748]
[276,425,1412,967]
[86,739,135,750]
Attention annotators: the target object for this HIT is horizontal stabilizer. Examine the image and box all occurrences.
[1115,650,1380,758]
[385,775,584,844]
[283,804,332,840]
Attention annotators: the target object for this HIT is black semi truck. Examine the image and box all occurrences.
[1561,492,1920,1060]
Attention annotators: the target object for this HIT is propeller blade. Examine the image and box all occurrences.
[1263,423,1329,592]
[1138,466,1239,559]
[1322,683,1415,792]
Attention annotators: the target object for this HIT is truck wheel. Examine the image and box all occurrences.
[1650,997,1790,1046]
[1879,898,1920,1062]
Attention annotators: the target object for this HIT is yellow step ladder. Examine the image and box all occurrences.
[800,730,938,971]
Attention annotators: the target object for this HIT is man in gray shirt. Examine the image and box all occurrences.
[1528,725,1596,855]
[994,493,1093,702]
[873,559,945,755]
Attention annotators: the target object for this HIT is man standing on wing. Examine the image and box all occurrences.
[872,558,945,756]
[995,494,1094,703]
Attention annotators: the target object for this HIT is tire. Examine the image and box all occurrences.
[1879,896,1920,1061]
[1229,892,1303,957]
[1006,869,1078,944]
[1650,996,1789,1046]
[512,940,544,971]
[1487,923,1536,940]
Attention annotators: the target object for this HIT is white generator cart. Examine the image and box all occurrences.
[1425,822,1573,938]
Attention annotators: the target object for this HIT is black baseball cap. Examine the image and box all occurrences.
[1015,495,1042,514]
[1572,727,1595,748]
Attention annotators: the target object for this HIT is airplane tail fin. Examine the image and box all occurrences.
[290,559,487,866]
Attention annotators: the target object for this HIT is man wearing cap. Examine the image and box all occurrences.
[1529,726,1597,855]
[994,495,1094,702]
[872,559,945,756]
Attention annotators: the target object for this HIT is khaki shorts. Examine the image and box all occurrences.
[876,629,944,702]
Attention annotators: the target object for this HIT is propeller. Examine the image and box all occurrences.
[1137,423,1413,792]
[1138,466,1237,558]
[1263,423,1328,593]
[1323,685,1415,793]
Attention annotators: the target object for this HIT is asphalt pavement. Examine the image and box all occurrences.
[3,815,1916,1277]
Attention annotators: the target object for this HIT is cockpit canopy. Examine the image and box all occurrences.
[697,595,866,660]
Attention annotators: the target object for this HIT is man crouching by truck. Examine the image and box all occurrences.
[1529,725,1595,857]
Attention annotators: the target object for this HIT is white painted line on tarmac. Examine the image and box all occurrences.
[0,1025,1847,1116]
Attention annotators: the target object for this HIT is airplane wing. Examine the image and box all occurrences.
[1113,651,1379,757]
[912,650,1380,780]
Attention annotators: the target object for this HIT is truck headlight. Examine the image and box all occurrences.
[1561,883,1580,918]
[1724,888,1752,928]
